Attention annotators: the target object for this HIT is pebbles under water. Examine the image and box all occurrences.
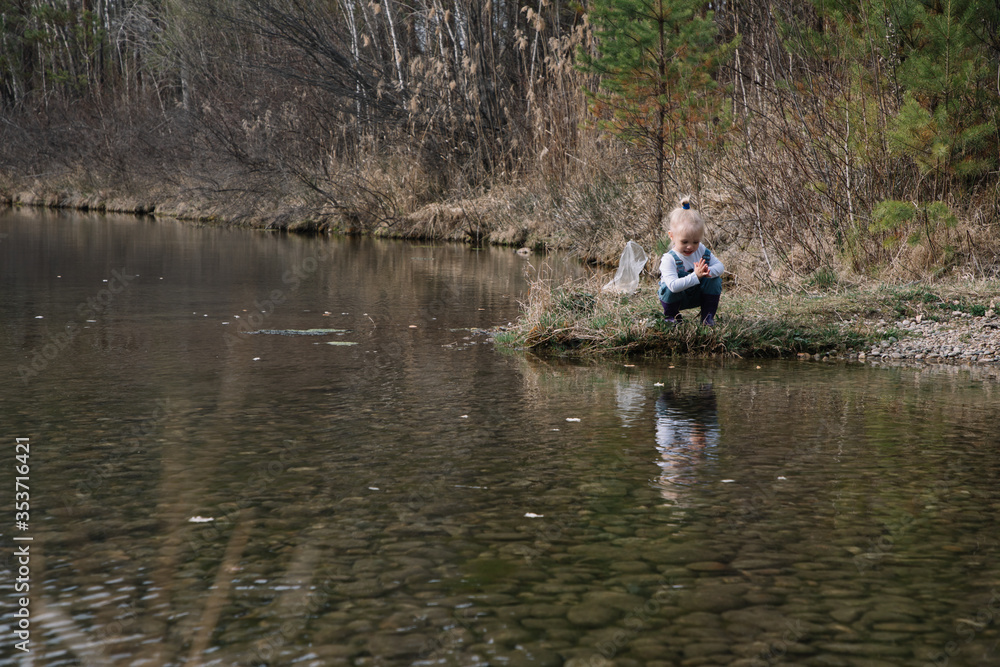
[26,360,1000,667]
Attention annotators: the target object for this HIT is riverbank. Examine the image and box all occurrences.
[492,276,1000,365]
[6,193,1000,366]
[0,187,573,252]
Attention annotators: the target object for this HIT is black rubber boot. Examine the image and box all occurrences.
[662,300,682,323]
[699,294,720,326]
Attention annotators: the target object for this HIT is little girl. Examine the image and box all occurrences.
[658,197,724,325]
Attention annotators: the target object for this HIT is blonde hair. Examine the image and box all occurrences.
[667,196,706,236]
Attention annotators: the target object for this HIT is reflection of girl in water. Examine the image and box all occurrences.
[655,384,720,501]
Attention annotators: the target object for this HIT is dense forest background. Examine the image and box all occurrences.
[2,0,1000,284]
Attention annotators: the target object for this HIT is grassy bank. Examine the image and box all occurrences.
[493,274,1000,359]
[0,176,580,248]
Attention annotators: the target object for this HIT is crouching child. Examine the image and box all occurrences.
[658,197,724,326]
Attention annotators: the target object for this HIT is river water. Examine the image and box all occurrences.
[1,210,998,667]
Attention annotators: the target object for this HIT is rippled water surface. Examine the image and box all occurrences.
[1,210,999,667]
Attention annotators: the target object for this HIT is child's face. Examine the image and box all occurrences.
[668,226,703,257]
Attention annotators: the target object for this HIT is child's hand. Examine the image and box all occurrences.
[694,259,710,278]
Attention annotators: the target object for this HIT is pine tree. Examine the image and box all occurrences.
[886,0,998,195]
[820,0,1000,196]
[805,0,1000,259]
[578,0,732,227]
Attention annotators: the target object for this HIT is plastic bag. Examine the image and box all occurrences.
[602,241,648,294]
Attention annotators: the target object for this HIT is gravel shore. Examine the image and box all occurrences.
[861,309,1000,364]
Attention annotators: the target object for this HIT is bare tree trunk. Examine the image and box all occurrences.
[340,0,363,125]
[655,0,667,227]
[382,0,405,91]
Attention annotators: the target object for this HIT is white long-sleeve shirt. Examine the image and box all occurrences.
[658,244,725,294]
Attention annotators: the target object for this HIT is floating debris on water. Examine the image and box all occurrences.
[245,328,347,336]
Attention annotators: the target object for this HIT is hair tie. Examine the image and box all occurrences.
[682,202,690,210]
